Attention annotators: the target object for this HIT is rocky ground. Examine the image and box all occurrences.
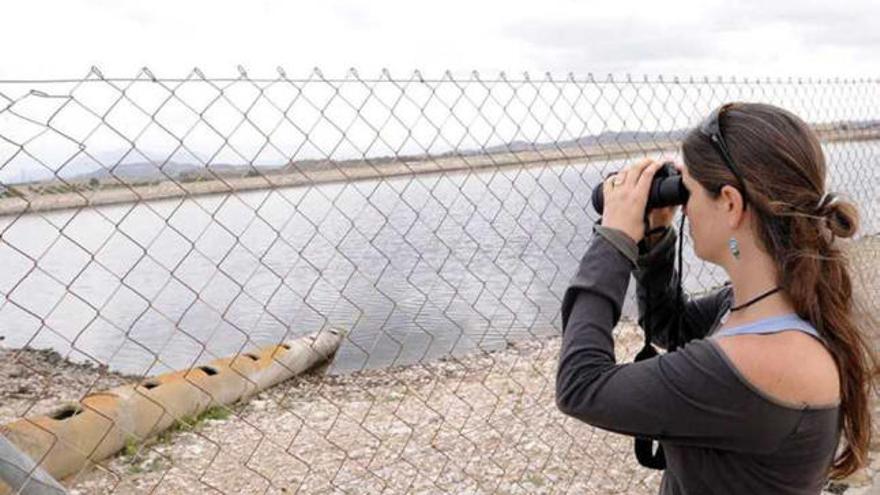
[1,328,878,494]
[2,234,878,494]
[0,348,136,424]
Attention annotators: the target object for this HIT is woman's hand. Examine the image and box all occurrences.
[647,205,678,231]
[601,158,667,244]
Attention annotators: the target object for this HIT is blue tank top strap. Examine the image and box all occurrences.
[714,313,827,346]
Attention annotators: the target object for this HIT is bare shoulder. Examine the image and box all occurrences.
[713,331,840,408]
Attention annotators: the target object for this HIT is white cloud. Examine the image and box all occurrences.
[1,0,877,80]
[0,0,876,185]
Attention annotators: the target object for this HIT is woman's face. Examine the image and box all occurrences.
[680,164,728,264]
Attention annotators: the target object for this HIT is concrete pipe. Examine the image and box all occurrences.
[0,328,344,494]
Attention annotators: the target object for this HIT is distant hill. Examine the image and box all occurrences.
[480,129,690,155]
[76,161,205,181]
[3,120,878,186]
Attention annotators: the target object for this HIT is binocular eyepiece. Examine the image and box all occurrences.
[591,161,690,214]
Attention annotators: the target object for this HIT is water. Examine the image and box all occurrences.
[1,142,878,375]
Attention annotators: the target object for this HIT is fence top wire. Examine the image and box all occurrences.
[1,67,879,85]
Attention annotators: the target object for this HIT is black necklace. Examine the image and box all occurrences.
[730,286,782,312]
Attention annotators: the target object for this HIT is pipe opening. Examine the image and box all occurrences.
[198,366,219,376]
[280,343,291,350]
[244,353,259,361]
[50,404,83,421]
[142,380,161,389]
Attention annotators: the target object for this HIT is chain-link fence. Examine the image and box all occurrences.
[1,68,879,494]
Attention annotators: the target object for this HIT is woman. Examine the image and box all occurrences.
[556,102,878,494]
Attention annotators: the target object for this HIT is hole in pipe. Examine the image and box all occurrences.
[198,366,219,376]
[50,405,83,421]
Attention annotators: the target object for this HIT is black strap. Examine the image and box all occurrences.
[632,214,669,470]
[633,342,667,469]
[644,225,669,238]
[729,286,781,312]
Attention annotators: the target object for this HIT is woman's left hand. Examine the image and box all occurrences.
[601,158,666,243]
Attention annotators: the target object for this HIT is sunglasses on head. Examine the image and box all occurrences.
[699,103,750,211]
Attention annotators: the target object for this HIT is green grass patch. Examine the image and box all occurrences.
[200,405,231,421]
[161,405,232,441]
[122,436,139,458]
[525,473,546,487]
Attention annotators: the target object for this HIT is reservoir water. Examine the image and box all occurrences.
[1,141,877,375]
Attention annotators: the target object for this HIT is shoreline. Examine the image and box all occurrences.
[1,128,877,217]
[0,140,678,217]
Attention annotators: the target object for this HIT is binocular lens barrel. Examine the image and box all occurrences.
[591,162,690,214]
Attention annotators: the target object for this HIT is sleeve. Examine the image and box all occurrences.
[632,226,732,349]
[592,224,638,267]
[556,234,801,453]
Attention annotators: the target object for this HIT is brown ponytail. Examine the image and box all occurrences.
[683,102,880,479]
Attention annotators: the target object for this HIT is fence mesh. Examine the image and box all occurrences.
[1,69,879,494]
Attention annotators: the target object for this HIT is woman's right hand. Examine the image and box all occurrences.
[642,205,678,249]
[648,205,678,231]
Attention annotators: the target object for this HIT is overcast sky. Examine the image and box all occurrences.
[2,0,879,80]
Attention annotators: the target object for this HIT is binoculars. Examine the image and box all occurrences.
[591,161,690,215]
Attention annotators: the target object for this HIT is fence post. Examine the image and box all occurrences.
[0,434,68,495]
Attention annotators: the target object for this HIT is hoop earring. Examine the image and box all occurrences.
[728,237,741,260]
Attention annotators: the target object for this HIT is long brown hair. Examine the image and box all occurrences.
[682,102,880,479]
